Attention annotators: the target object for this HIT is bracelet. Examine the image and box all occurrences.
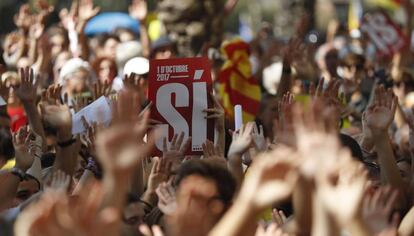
[84,157,102,178]
[57,138,76,148]
[10,167,27,181]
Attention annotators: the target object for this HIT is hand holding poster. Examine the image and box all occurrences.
[360,11,408,56]
[148,57,214,155]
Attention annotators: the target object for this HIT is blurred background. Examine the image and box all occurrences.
[0,0,408,40]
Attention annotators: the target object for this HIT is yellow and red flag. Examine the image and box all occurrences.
[367,0,403,9]
[217,39,261,122]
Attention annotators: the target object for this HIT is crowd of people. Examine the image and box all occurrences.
[0,0,414,235]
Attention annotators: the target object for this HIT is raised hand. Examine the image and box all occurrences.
[95,90,154,175]
[316,154,368,225]
[255,223,288,236]
[13,126,34,171]
[78,0,100,22]
[147,157,171,193]
[162,132,191,166]
[29,21,45,40]
[237,146,299,212]
[309,78,342,117]
[40,99,72,132]
[139,224,165,236]
[273,92,295,147]
[362,186,399,235]
[123,73,145,94]
[81,117,98,158]
[46,170,71,192]
[155,181,177,216]
[202,140,226,166]
[272,208,288,226]
[129,0,148,22]
[252,123,267,152]
[15,182,120,236]
[92,80,112,101]
[15,67,38,104]
[364,85,397,136]
[14,4,33,31]
[204,93,225,130]
[71,95,89,112]
[228,122,255,157]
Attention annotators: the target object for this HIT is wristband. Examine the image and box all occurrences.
[84,157,102,178]
[10,167,27,181]
[57,138,76,148]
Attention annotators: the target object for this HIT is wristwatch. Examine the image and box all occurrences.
[10,167,27,181]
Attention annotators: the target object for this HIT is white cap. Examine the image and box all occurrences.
[59,58,95,85]
[123,57,149,76]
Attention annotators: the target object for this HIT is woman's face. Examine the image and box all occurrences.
[98,59,116,83]
[50,34,67,59]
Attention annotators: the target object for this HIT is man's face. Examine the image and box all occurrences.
[168,174,225,234]
[12,179,39,207]
[64,70,89,95]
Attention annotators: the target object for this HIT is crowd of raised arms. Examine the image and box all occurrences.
[0,0,414,236]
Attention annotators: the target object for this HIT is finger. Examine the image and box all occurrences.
[179,137,191,154]
[81,116,90,130]
[163,137,168,152]
[175,132,184,150]
[170,134,178,149]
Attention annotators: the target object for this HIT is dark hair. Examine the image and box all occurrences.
[97,34,120,48]
[0,128,14,162]
[339,133,363,162]
[174,160,236,205]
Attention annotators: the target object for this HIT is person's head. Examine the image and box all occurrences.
[114,28,137,42]
[324,48,339,77]
[168,160,236,235]
[92,56,118,84]
[150,36,176,59]
[12,175,41,207]
[115,41,143,75]
[59,58,96,96]
[47,26,69,60]
[122,194,152,231]
[98,34,120,59]
[53,51,72,83]
[341,53,366,81]
[2,71,21,106]
[397,157,412,185]
[0,128,14,168]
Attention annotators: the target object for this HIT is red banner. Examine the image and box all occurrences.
[148,57,214,155]
[361,11,408,57]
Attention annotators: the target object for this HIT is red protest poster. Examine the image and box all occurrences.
[360,11,408,57]
[148,57,214,155]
